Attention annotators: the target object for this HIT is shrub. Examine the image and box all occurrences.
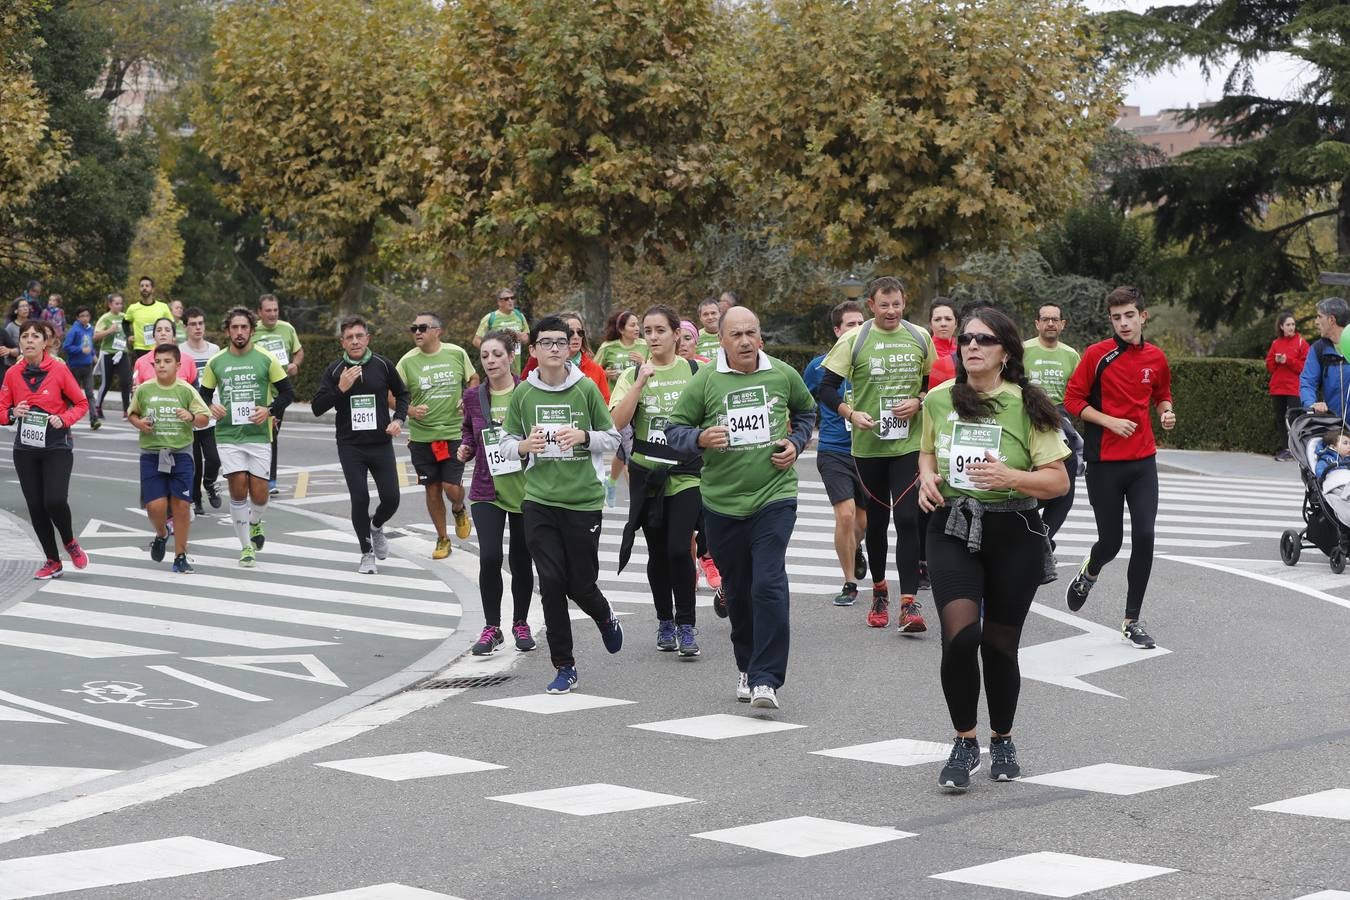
[1155,358,1279,453]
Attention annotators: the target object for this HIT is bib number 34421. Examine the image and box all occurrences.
[724,386,771,447]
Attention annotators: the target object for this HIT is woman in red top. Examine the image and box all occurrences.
[1266,310,1309,461]
[520,310,610,402]
[0,320,90,578]
[927,298,958,386]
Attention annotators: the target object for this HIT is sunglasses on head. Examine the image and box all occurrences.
[409,323,435,334]
[957,332,1001,347]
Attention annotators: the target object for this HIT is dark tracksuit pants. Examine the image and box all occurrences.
[523,500,612,669]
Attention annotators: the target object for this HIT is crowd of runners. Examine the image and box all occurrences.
[2,277,1186,792]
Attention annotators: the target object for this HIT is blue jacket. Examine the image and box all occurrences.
[1299,337,1350,416]
[803,353,851,455]
[61,321,96,368]
[1314,440,1350,481]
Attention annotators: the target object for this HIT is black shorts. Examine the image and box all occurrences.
[816,450,865,506]
[409,439,465,486]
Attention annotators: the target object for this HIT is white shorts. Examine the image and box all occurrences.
[217,442,271,480]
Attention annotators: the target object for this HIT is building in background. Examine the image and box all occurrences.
[1114,103,1231,159]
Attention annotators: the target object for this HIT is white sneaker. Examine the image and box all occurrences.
[357,552,378,575]
[370,526,389,560]
[736,672,751,703]
[750,684,779,709]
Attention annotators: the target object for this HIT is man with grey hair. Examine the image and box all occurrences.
[1299,297,1350,417]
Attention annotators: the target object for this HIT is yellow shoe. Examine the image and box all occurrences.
[453,506,471,540]
[432,537,451,560]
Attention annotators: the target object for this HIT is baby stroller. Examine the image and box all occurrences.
[1280,408,1350,572]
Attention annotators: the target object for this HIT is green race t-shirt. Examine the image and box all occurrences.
[1022,339,1081,405]
[475,309,529,373]
[125,300,173,351]
[253,320,302,367]
[200,346,288,444]
[486,386,526,514]
[696,329,720,359]
[610,357,699,496]
[595,339,649,378]
[94,311,127,353]
[129,379,209,451]
[668,353,814,518]
[822,319,934,458]
[503,376,614,512]
[397,343,475,441]
[920,381,1070,503]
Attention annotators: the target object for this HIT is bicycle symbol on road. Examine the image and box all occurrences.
[61,680,198,710]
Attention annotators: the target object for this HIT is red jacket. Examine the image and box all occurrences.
[1064,336,1172,463]
[928,336,957,385]
[1265,334,1309,396]
[521,352,611,403]
[0,352,90,450]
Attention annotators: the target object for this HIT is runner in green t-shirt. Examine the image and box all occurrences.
[610,305,704,657]
[498,315,624,695]
[916,306,1070,791]
[93,292,131,423]
[125,292,172,358]
[1022,303,1085,555]
[128,344,210,573]
[473,287,530,374]
[695,297,721,359]
[817,276,934,634]
[666,307,816,711]
[595,309,649,506]
[254,293,305,494]
[199,307,293,567]
[396,312,479,559]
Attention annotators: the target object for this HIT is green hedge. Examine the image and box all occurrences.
[1156,358,1279,454]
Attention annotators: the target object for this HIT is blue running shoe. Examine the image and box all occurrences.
[598,611,624,653]
[676,624,700,657]
[656,619,677,652]
[546,666,578,694]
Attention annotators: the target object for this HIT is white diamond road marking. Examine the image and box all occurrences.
[930,851,1176,897]
[1021,763,1215,796]
[316,752,504,781]
[0,705,63,725]
[694,816,914,857]
[489,783,696,816]
[475,693,635,715]
[0,836,280,899]
[288,886,464,900]
[811,738,987,768]
[1252,789,1350,821]
[629,714,805,740]
[1294,893,1350,899]
[0,765,120,804]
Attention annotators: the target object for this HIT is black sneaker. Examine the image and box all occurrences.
[656,619,677,652]
[205,482,222,509]
[149,533,168,563]
[172,553,194,575]
[939,737,982,791]
[832,583,858,607]
[1040,547,1059,585]
[712,586,728,619]
[854,546,868,581]
[917,560,931,592]
[1122,620,1156,649]
[193,500,205,517]
[471,625,504,656]
[1065,559,1096,612]
[989,735,1020,781]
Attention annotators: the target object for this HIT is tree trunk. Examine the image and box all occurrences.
[333,219,375,332]
[580,237,612,335]
[515,253,536,322]
[1338,178,1350,260]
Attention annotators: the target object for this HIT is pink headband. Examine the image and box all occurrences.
[680,320,698,339]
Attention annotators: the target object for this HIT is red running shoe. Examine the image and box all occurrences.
[866,583,890,628]
[65,540,88,570]
[699,555,722,590]
[34,560,63,580]
[897,596,927,633]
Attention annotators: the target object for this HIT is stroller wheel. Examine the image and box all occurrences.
[1280,529,1301,567]
[1332,549,1346,575]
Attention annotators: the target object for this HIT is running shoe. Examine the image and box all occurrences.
[34,560,63,580]
[370,525,389,560]
[1275,449,1294,462]
[511,621,536,652]
[605,478,617,508]
[239,545,257,568]
[1122,620,1157,649]
[249,521,265,550]
[471,625,503,656]
[453,506,471,540]
[357,552,377,575]
[866,583,890,628]
[750,684,779,709]
[65,539,87,570]
[172,553,194,575]
[90,418,102,431]
[712,586,728,619]
[1065,559,1096,611]
[939,737,982,791]
[268,479,279,496]
[917,560,931,591]
[205,482,221,509]
[193,500,205,517]
[149,533,168,563]
[597,612,624,653]
[736,672,751,703]
[1040,550,1059,585]
[656,619,677,652]
[896,597,927,633]
[989,735,1020,781]
[432,537,451,560]
[832,583,858,607]
[699,555,722,590]
[546,666,578,694]
[676,624,700,658]
[854,546,868,581]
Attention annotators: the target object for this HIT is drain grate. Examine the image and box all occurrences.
[414,674,514,690]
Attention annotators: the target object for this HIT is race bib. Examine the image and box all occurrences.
[141,323,154,346]
[877,395,911,441]
[19,410,48,448]
[260,337,289,366]
[843,388,853,432]
[948,422,1003,490]
[643,415,678,465]
[230,399,256,427]
[724,386,770,447]
[350,394,377,431]
[536,405,571,459]
[111,333,127,352]
[481,427,522,476]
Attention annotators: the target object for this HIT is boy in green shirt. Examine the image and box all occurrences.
[129,343,210,573]
[499,315,624,695]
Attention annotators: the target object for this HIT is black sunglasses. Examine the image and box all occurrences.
[568,328,585,337]
[956,332,1002,347]
[409,323,436,334]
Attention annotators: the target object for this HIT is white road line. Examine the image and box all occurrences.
[144,666,271,702]
[3,603,336,650]
[0,766,119,805]
[0,690,203,751]
[192,537,423,570]
[0,628,171,659]
[40,581,453,641]
[1159,555,1350,611]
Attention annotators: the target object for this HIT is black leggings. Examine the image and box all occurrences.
[69,366,96,424]
[1272,394,1299,453]
[1040,412,1084,544]
[642,486,701,625]
[13,450,75,561]
[928,506,1044,734]
[95,352,130,415]
[337,441,401,553]
[1084,456,1159,620]
[471,501,533,627]
[855,452,921,594]
[191,428,221,505]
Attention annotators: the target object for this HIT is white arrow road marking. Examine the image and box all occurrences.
[0,765,120,804]
[1019,603,1171,698]
[78,518,152,539]
[0,705,63,724]
[1160,555,1350,611]
[0,690,203,750]
[144,666,271,702]
[185,654,346,687]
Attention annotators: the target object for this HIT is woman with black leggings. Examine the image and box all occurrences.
[459,330,535,655]
[917,307,1070,791]
[0,320,90,579]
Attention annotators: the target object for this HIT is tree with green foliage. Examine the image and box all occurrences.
[126,170,184,295]
[70,0,212,102]
[1104,0,1350,327]
[417,0,726,332]
[0,0,67,216]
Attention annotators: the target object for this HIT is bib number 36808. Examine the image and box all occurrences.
[948,422,1004,490]
[877,396,910,441]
